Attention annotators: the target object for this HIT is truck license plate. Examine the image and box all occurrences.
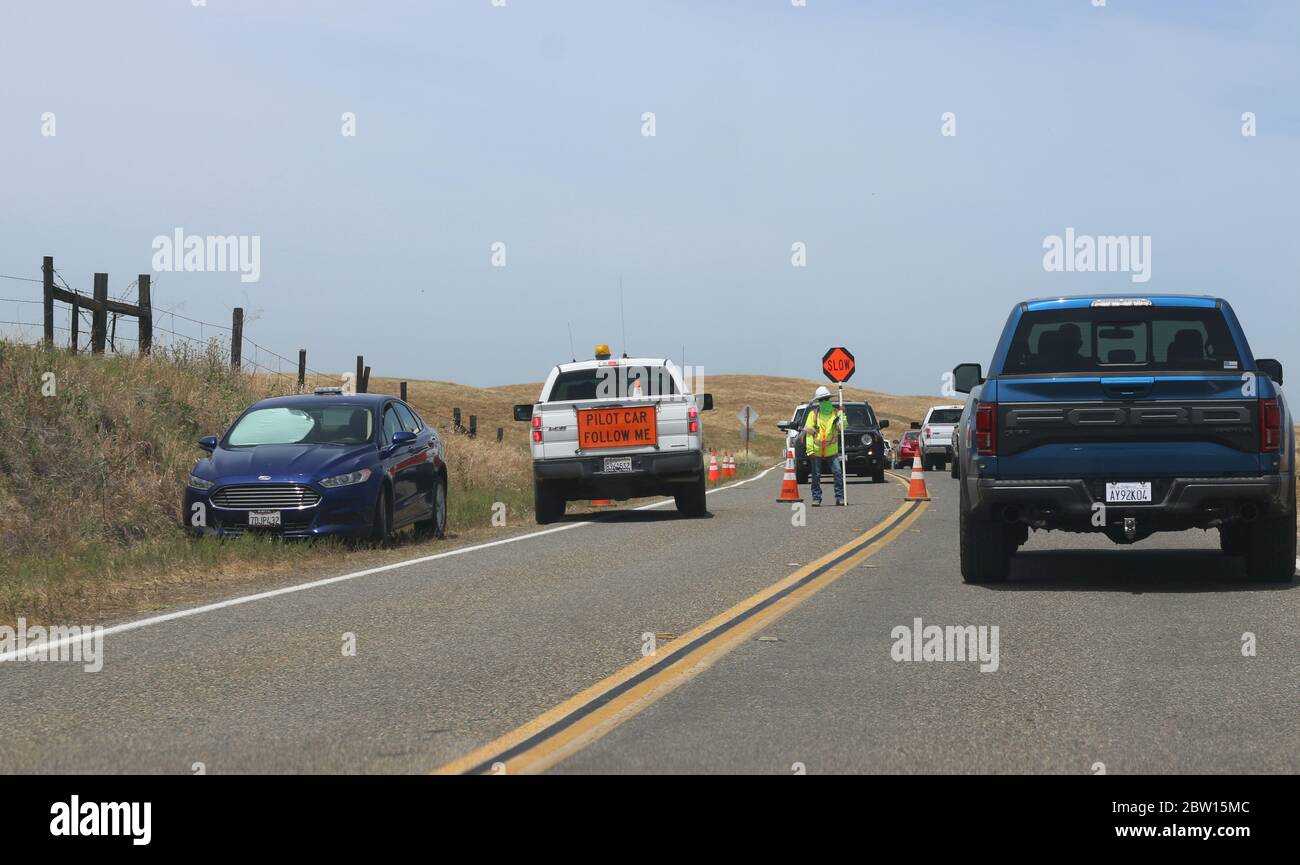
[603,457,634,473]
[1105,482,1152,503]
[248,510,282,527]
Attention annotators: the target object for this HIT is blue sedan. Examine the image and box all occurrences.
[183,391,447,541]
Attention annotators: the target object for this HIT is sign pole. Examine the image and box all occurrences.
[838,382,847,506]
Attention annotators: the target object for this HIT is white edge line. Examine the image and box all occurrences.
[0,462,781,663]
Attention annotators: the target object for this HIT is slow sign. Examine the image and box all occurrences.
[576,406,658,449]
[822,346,855,383]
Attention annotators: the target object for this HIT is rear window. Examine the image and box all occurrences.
[547,366,678,401]
[903,431,920,441]
[1003,307,1241,374]
[927,409,962,424]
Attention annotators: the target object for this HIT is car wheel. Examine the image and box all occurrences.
[959,482,1012,584]
[415,475,447,539]
[370,486,392,544]
[534,479,566,525]
[674,473,708,517]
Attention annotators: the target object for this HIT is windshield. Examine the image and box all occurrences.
[927,409,962,424]
[1004,307,1241,374]
[547,366,678,401]
[225,405,374,447]
[843,405,878,428]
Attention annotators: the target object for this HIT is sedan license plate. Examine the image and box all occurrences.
[248,509,282,527]
[1105,482,1152,503]
[603,456,634,473]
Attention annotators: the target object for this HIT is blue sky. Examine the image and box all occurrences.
[2,0,1296,394]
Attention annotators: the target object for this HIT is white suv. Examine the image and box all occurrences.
[514,347,713,523]
[920,404,963,472]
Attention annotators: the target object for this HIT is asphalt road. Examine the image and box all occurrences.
[2,466,1295,774]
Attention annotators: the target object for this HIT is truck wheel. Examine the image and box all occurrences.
[1243,510,1297,582]
[674,474,708,517]
[959,483,1012,583]
[534,480,566,525]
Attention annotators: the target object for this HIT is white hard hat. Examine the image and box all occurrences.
[814,385,832,400]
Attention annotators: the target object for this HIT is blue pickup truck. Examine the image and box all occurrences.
[952,295,1294,584]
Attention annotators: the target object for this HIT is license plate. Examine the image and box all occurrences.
[576,405,658,449]
[603,456,634,473]
[248,510,282,527]
[1105,482,1152,503]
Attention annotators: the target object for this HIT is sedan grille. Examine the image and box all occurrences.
[211,483,321,510]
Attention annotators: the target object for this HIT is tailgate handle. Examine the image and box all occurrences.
[1101,377,1154,399]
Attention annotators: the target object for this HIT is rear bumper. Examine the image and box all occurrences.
[971,474,1291,526]
[534,451,703,483]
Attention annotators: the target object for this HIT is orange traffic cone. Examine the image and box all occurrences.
[724,452,735,477]
[904,453,930,501]
[776,448,803,503]
[590,499,615,508]
[708,450,720,482]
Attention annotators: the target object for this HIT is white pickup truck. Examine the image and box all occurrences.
[514,346,714,523]
[920,404,963,471]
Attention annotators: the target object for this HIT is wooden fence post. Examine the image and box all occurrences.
[70,298,80,352]
[91,273,108,354]
[452,407,461,431]
[361,365,371,394]
[400,381,407,401]
[469,415,477,438]
[496,427,503,443]
[137,274,152,355]
[297,349,306,390]
[42,256,54,346]
[230,307,243,369]
[356,355,364,393]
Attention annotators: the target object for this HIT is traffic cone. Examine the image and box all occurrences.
[776,448,803,503]
[724,452,735,477]
[707,450,720,482]
[591,499,615,508]
[904,453,930,501]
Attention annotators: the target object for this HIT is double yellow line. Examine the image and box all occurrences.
[434,480,928,775]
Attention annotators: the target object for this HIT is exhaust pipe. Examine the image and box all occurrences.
[1240,503,1259,522]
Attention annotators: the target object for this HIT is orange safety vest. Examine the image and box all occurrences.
[803,404,844,458]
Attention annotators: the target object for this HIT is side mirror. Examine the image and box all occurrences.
[910,421,921,430]
[391,430,416,447]
[776,421,790,431]
[513,404,534,422]
[197,435,218,453]
[878,419,890,429]
[952,362,984,394]
[1258,358,1284,385]
[700,394,714,411]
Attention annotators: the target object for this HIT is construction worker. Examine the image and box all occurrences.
[803,385,845,506]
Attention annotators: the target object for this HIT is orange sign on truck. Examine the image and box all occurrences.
[576,406,658,449]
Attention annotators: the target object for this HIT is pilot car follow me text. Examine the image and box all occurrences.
[953,295,1295,584]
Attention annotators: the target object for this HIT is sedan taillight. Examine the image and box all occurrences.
[975,403,997,455]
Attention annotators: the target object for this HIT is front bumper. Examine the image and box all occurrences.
[971,474,1291,527]
[182,479,380,538]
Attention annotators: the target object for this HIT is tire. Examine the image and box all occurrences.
[1243,511,1297,583]
[415,475,447,539]
[674,473,708,517]
[534,479,565,525]
[1219,523,1248,557]
[959,482,1012,584]
[370,485,392,544]
[872,468,885,483]
[950,457,960,479]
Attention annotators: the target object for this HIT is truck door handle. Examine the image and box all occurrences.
[1101,377,1154,399]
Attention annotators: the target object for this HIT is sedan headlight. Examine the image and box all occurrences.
[320,468,372,488]
[188,474,215,491]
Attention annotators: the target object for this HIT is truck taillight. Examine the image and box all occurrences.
[975,403,996,455]
[532,415,542,443]
[923,425,930,439]
[1260,398,1281,452]
[688,406,698,433]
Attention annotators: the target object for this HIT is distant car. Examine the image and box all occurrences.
[183,390,447,541]
[778,400,890,484]
[949,406,965,478]
[920,404,963,471]
[896,430,921,467]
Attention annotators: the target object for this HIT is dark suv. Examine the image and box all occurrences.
[779,401,889,484]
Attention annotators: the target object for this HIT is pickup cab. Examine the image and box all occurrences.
[514,347,713,523]
[952,295,1294,584]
